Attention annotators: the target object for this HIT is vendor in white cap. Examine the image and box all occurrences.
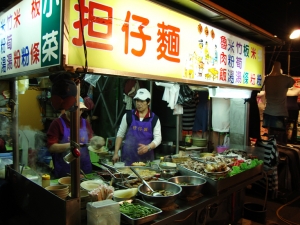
[112,88,162,166]
[47,97,94,178]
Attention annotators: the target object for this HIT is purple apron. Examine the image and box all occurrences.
[121,111,155,166]
[52,117,92,178]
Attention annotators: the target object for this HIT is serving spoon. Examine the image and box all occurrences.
[130,167,162,196]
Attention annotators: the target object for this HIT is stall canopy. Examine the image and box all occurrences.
[149,0,284,47]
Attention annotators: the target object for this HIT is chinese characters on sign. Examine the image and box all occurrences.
[184,24,262,87]
[0,0,62,76]
[72,0,181,63]
[69,0,263,88]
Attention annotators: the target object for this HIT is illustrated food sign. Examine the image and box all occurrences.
[69,0,264,88]
[0,0,62,76]
[292,77,300,102]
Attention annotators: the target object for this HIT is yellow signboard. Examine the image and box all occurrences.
[69,0,264,88]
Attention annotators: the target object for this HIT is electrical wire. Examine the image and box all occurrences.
[276,195,300,225]
[77,0,88,72]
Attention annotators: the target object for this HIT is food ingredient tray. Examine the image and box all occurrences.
[178,163,263,195]
[119,199,162,225]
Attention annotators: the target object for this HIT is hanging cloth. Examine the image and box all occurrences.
[192,91,209,132]
[211,98,230,132]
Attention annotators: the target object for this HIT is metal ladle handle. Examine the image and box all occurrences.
[130,167,155,192]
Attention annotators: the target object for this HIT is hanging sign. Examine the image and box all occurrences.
[0,0,63,76]
[69,0,263,88]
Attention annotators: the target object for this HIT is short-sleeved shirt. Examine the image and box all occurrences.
[264,75,295,117]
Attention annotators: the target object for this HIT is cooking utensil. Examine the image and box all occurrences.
[130,167,162,196]
[80,169,89,180]
[138,181,182,208]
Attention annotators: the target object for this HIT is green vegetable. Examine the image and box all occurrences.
[120,202,156,218]
[229,159,264,177]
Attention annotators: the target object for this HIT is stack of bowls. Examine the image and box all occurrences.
[45,185,69,199]
[192,138,207,147]
[58,176,71,188]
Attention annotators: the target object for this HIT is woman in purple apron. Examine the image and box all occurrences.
[47,97,93,178]
[112,88,162,166]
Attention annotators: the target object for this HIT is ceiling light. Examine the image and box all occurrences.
[289,29,300,39]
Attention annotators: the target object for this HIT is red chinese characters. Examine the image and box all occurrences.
[31,0,41,19]
[250,47,256,59]
[157,22,180,62]
[31,42,40,64]
[14,8,21,28]
[220,36,227,50]
[122,11,151,56]
[219,68,227,82]
[220,52,227,66]
[71,1,181,63]
[14,50,20,69]
[73,0,113,51]
[250,73,256,85]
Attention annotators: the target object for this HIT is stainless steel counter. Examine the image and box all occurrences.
[146,171,262,225]
[4,154,264,225]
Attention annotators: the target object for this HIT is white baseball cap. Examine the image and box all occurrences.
[133,88,151,100]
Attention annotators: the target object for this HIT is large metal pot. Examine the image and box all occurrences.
[167,176,206,198]
[138,181,182,208]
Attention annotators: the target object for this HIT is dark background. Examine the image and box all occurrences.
[210,0,300,76]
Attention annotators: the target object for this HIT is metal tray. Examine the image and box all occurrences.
[178,163,263,196]
[99,163,159,176]
[119,199,162,225]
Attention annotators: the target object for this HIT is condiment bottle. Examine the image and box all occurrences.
[42,174,50,188]
[185,135,192,144]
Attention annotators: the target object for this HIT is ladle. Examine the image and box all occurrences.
[130,167,162,196]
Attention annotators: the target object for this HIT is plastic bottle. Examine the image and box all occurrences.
[42,174,50,188]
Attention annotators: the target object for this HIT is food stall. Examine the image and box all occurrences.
[0,0,283,224]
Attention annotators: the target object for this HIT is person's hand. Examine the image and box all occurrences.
[112,153,120,164]
[137,144,148,155]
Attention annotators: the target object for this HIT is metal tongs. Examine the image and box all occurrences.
[99,162,127,182]
[130,167,162,196]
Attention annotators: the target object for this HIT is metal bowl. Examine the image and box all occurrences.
[138,181,182,208]
[167,176,206,198]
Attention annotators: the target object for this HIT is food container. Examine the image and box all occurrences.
[80,180,106,191]
[58,176,71,187]
[192,138,207,147]
[113,188,138,202]
[116,176,161,189]
[138,181,182,208]
[45,185,69,199]
[87,199,120,225]
[178,163,263,195]
[42,174,51,188]
[167,176,206,198]
[216,146,229,153]
[185,135,192,144]
[160,169,178,179]
[119,199,162,225]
